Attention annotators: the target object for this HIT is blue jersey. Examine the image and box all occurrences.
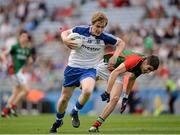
[68,25,120,69]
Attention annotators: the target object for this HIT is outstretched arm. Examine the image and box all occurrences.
[120,73,137,113]
[108,40,125,71]
[101,63,126,102]
[125,73,137,96]
[0,50,9,71]
[106,63,126,93]
[0,50,8,64]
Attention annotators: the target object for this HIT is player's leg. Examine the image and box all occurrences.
[79,77,96,104]
[100,83,123,119]
[7,86,20,107]
[11,84,29,116]
[71,76,96,128]
[13,86,28,106]
[1,85,20,117]
[89,82,123,132]
[10,71,29,116]
[57,86,76,113]
[50,86,75,133]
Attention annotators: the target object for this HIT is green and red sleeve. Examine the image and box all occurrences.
[124,55,145,71]
[104,50,145,70]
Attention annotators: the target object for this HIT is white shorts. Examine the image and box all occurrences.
[11,69,29,86]
[96,60,123,84]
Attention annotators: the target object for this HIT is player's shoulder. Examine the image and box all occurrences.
[11,42,19,49]
[73,25,90,31]
[97,31,119,44]
[126,54,145,62]
[101,31,118,39]
[72,25,90,34]
[74,25,90,29]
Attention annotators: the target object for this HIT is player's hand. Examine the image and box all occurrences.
[120,97,128,114]
[101,91,110,103]
[63,38,78,49]
[107,56,116,71]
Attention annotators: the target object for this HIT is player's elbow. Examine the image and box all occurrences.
[121,40,125,49]
[1,54,6,61]
[111,70,120,79]
[61,30,70,41]
[117,39,125,49]
[112,63,126,76]
[61,31,66,41]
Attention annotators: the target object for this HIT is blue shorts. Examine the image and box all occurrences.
[63,66,96,87]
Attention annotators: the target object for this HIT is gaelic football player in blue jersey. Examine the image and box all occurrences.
[50,12,125,133]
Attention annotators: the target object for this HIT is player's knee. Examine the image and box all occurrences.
[82,90,92,98]
[59,96,70,105]
[110,96,119,104]
[24,90,29,96]
[21,89,29,97]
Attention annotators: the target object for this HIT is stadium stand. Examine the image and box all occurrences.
[0,0,179,114]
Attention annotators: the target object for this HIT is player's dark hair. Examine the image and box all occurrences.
[19,30,28,36]
[19,30,31,41]
[147,55,159,70]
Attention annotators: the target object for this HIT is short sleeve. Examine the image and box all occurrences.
[29,48,36,61]
[72,26,80,33]
[9,45,16,55]
[102,32,120,46]
[71,25,89,35]
[124,55,144,71]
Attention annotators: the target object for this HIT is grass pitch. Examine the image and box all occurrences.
[0,114,180,134]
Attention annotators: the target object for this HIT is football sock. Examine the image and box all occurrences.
[71,101,83,116]
[93,116,105,127]
[2,107,10,114]
[11,104,17,109]
[55,112,65,127]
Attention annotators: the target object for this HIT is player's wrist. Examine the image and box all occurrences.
[101,91,110,102]
[112,54,118,59]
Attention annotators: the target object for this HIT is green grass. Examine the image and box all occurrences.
[0,114,180,134]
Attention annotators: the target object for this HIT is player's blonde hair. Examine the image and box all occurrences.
[91,12,108,26]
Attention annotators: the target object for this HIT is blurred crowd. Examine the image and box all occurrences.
[0,0,179,92]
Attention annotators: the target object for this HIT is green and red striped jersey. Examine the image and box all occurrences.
[8,43,34,75]
[103,50,146,77]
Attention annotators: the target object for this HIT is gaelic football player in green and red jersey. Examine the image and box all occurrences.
[89,50,159,132]
[1,30,36,117]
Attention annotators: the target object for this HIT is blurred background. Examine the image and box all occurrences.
[0,0,179,116]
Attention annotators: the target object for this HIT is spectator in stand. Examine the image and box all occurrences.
[44,31,55,42]
[158,44,171,62]
[157,60,170,79]
[177,78,180,90]
[144,35,154,55]
[15,0,29,22]
[164,25,175,39]
[169,0,180,9]
[166,78,178,114]
[113,0,130,7]
[174,45,180,62]
[0,16,13,39]
[98,0,108,8]
[144,0,167,19]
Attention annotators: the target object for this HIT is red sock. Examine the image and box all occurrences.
[2,107,10,114]
[11,104,17,109]
[93,120,102,127]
